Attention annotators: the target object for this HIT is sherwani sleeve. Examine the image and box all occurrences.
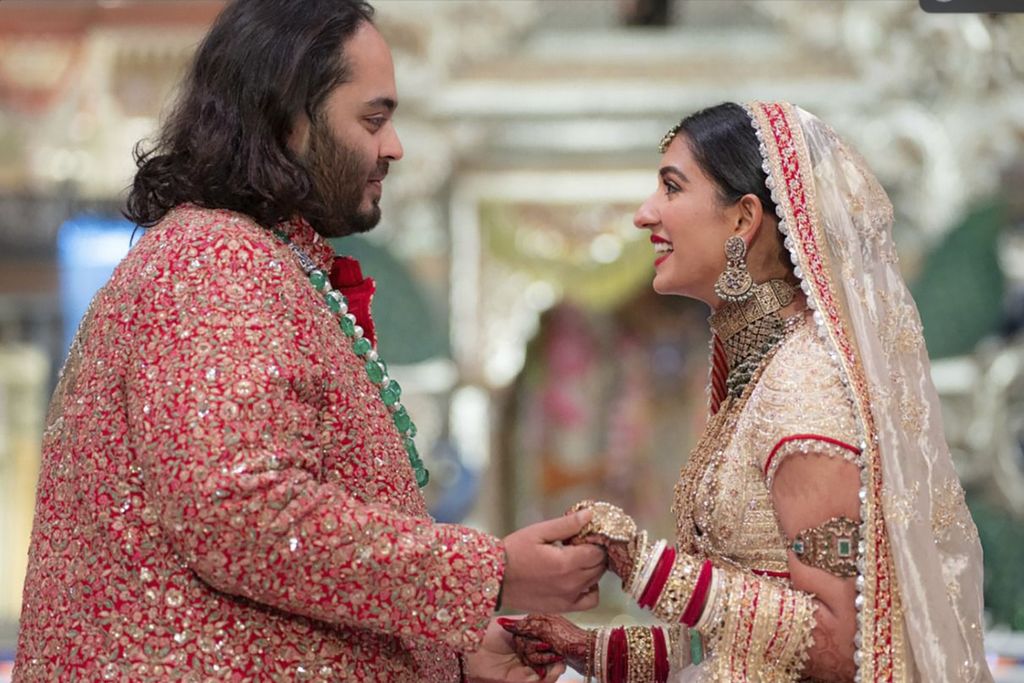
[123,223,504,651]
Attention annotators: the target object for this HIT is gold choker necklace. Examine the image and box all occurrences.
[709,279,800,397]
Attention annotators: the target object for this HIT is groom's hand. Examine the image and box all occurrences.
[464,618,565,683]
[500,510,607,613]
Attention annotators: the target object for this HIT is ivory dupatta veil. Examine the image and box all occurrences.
[733,101,990,682]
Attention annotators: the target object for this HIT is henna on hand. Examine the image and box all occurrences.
[502,614,590,674]
[569,533,634,585]
[604,539,635,583]
[804,611,856,682]
[511,636,563,667]
[562,501,643,586]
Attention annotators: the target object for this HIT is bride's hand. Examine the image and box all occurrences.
[500,615,590,674]
[565,500,640,585]
[574,533,634,584]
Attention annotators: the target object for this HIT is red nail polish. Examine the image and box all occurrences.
[534,666,546,677]
[496,617,514,626]
[537,642,551,651]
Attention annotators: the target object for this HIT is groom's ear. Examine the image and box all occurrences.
[288,111,312,158]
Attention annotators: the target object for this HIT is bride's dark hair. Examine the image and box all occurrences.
[673,102,797,279]
[673,102,778,221]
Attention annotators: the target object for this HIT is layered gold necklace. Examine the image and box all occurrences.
[708,279,798,398]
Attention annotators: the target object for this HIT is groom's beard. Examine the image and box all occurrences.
[306,121,385,238]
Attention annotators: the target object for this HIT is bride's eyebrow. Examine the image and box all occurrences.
[659,166,688,183]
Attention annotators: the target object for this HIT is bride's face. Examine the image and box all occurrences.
[633,134,735,304]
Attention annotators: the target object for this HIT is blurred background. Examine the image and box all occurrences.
[1,0,1023,680]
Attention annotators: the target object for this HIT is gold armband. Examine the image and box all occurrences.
[789,515,860,578]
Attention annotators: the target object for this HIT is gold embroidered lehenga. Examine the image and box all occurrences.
[546,102,991,682]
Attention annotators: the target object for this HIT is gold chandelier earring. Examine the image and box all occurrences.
[714,235,754,303]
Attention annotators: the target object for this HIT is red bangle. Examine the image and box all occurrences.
[638,546,676,609]
[681,560,714,627]
[608,627,627,683]
[652,626,669,683]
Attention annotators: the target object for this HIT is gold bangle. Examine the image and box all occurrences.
[584,628,597,682]
[625,626,655,683]
[594,627,608,683]
[652,555,701,624]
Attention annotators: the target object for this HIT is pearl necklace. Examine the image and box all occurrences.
[274,230,429,488]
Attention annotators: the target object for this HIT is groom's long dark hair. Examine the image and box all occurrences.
[125,0,374,229]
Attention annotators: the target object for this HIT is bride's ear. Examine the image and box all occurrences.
[734,193,765,244]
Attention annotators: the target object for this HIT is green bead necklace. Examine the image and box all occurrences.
[275,231,429,488]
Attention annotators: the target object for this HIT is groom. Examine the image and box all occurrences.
[13,1,604,681]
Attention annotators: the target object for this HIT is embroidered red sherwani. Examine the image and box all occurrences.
[15,205,505,682]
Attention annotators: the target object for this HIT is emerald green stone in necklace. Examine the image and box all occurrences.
[352,337,372,357]
[392,406,412,432]
[273,230,429,488]
[365,360,385,383]
[404,437,421,462]
[415,468,430,487]
[380,381,401,406]
[308,270,327,291]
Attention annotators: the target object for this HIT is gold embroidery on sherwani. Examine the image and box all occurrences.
[16,206,505,682]
[44,290,104,438]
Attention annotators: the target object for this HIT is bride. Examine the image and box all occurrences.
[503,101,990,682]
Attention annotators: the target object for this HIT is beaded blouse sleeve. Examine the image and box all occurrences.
[744,323,865,489]
[123,214,504,651]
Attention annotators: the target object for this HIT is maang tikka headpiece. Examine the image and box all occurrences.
[659,123,682,154]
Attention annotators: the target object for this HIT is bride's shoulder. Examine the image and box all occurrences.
[758,315,845,397]
[738,316,863,478]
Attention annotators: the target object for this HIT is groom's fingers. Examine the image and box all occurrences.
[564,542,606,570]
[541,662,566,682]
[575,559,607,591]
[533,509,593,543]
[569,585,600,611]
[505,662,559,683]
[503,666,541,683]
